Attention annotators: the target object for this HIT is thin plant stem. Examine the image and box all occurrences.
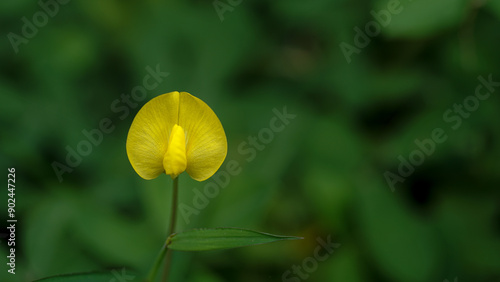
[162,177,179,282]
[168,177,179,240]
[145,177,179,282]
[162,245,174,282]
[146,242,168,282]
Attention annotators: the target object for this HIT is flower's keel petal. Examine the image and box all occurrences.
[126,91,180,179]
[179,92,227,181]
[166,228,302,251]
[163,124,187,178]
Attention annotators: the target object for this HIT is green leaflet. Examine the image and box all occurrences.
[33,270,136,282]
[166,228,302,251]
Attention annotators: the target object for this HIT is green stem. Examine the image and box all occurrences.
[162,177,179,282]
[168,177,179,242]
[162,246,174,282]
[145,177,179,282]
[146,242,168,282]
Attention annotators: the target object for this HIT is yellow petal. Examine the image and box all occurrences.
[178,92,227,181]
[163,124,187,179]
[126,91,179,179]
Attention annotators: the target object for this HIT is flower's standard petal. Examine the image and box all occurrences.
[178,92,227,181]
[126,92,180,179]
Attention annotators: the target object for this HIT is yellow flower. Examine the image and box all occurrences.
[126,91,227,181]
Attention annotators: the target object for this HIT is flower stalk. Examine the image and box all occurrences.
[162,177,179,281]
[146,177,179,282]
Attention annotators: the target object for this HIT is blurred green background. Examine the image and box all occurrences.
[1,0,500,281]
